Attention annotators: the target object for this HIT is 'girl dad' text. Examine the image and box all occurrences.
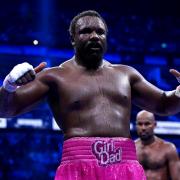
[92,139,122,166]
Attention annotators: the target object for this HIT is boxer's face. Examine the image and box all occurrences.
[72,16,107,62]
[136,116,156,141]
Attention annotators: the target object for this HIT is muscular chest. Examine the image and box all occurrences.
[53,68,131,110]
[138,146,167,170]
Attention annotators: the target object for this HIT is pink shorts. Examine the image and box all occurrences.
[55,137,146,180]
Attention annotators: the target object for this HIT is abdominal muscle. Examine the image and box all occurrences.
[62,101,131,139]
[145,167,169,180]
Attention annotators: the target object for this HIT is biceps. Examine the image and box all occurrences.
[168,148,180,179]
[169,160,180,179]
[16,80,49,109]
[132,79,164,112]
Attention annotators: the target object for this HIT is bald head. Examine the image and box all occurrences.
[136,110,156,141]
[136,110,155,122]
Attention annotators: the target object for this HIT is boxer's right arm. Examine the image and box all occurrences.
[167,143,180,180]
[130,67,180,116]
[0,62,48,117]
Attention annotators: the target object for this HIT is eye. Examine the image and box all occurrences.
[145,122,151,126]
[79,28,91,34]
[97,29,106,35]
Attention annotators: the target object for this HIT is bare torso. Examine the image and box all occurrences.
[135,137,174,180]
[0,13,179,141]
[45,59,132,138]
[0,58,170,139]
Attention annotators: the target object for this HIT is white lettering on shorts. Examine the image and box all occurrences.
[92,139,122,166]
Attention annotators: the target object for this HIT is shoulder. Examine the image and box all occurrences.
[108,63,142,75]
[107,62,133,71]
[164,141,178,153]
[36,59,72,81]
[134,139,142,152]
[134,138,141,146]
[108,63,144,83]
[43,59,72,73]
[164,141,179,160]
[157,138,178,155]
[158,137,176,149]
[59,59,74,69]
[134,138,140,143]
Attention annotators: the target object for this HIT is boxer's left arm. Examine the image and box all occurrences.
[166,143,180,180]
[169,69,180,98]
[0,62,49,117]
[130,67,180,116]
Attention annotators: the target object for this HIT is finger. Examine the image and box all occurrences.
[16,79,23,86]
[16,77,28,85]
[21,77,28,84]
[29,70,36,77]
[34,62,47,73]
[24,71,35,81]
[169,69,180,78]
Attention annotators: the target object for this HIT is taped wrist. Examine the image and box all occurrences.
[3,75,17,92]
[2,62,34,93]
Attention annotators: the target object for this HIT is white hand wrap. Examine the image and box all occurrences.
[3,62,34,92]
[175,86,180,98]
[174,77,180,98]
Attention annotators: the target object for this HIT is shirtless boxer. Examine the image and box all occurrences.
[135,110,180,180]
[0,10,180,180]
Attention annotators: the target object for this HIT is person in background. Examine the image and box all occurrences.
[135,110,180,180]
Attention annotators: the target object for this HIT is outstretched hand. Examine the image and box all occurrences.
[34,62,47,73]
[3,62,47,92]
[170,69,180,97]
[15,62,47,86]
[169,69,180,83]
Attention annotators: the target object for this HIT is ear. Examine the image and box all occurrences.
[70,35,75,46]
[154,121,157,127]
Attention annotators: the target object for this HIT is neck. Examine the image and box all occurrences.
[75,54,103,70]
[141,135,156,146]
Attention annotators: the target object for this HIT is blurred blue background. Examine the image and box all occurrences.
[0,0,179,179]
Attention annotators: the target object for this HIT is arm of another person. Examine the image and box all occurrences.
[130,67,180,116]
[166,143,180,180]
[0,62,49,117]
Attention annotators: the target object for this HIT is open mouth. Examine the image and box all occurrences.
[90,47,101,51]
[87,42,102,51]
[141,132,147,136]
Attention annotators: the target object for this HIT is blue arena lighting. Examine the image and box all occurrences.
[49,49,73,59]
[144,56,167,65]
[0,45,121,63]
[161,43,167,48]
[173,58,180,65]
[23,46,48,56]
[0,45,22,55]
[104,54,121,63]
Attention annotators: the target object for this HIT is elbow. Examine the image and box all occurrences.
[156,105,172,116]
[155,91,176,116]
[156,110,172,116]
